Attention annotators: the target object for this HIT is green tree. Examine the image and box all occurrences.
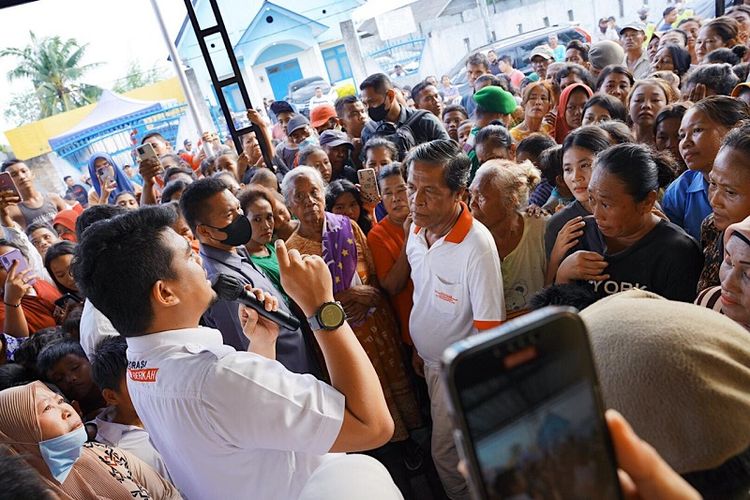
[113,61,165,93]
[3,90,41,126]
[0,31,103,118]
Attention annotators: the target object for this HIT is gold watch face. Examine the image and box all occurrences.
[320,303,345,327]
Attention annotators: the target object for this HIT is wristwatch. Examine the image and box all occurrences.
[307,301,346,331]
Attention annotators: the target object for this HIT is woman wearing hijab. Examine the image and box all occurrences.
[86,153,135,206]
[0,381,180,499]
[696,215,750,331]
[554,83,593,144]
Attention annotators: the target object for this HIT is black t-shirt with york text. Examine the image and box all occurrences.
[576,219,702,302]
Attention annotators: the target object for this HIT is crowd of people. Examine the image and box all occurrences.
[0,4,749,500]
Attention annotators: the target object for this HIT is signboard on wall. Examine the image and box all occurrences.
[375,6,417,41]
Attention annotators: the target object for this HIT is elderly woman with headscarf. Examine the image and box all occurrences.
[281,166,421,445]
[86,153,135,206]
[0,381,180,499]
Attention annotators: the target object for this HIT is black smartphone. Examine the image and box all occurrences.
[54,293,81,309]
[441,307,622,500]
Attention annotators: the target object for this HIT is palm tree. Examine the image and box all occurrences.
[0,31,103,118]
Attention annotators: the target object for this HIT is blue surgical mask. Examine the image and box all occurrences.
[299,136,317,149]
[39,425,87,483]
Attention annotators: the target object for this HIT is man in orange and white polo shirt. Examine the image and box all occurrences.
[405,139,505,499]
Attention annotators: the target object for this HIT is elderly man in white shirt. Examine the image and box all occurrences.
[405,140,505,499]
[73,205,396,500]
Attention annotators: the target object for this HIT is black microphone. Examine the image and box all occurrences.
[211,273,301,331]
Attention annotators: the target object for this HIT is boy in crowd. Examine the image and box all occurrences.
[90,335,171,480]
[37,339,106,420]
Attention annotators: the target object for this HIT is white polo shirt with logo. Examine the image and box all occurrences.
[125,327,345,500]
[407,204,506,367]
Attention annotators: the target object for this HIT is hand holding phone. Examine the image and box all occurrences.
[136,143,164,182]
[2,250,36,306]
[357,168,381,204]
[0,172,21,202]
[442,308,622,500]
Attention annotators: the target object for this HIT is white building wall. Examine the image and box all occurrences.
[418,0,677,78]
[251,47,328,100]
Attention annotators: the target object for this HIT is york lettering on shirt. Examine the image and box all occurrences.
[591,280,647,295]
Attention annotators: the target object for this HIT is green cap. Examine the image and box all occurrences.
[472,86,517,115]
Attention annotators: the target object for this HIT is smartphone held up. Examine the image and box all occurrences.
[442,308,622,500]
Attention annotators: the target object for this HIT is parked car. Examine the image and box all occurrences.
[285,76,337,117]
[446,24,591,97]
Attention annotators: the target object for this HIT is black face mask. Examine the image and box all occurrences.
[205,214,252,247]
[368,97,389,122]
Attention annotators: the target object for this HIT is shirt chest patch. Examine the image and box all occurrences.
[128,361,158,383]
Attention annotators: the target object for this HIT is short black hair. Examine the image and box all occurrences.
[73,206,178,337]
[43,241,77,295]
[529,284,598,311]
[0,363,35,391]
[377,162,405,184]
[325,180,372,234]
[334,94,360,117]
[537,144,563,183]
[565,39,590,62]
[442,104,469,120]
[90,335,128,392]
[475,125,513,150]
[179,177,228,233]
[0,448,55,498]
[63,175,72,182]
[466,52,490,70]
[363,137,399,161]
[582,94,627,123]
[161,179,190,204]
[411,80,433,101]
[13,328,68,376]
[555,63,595,89]
[141,132,167,145]
[405,139,470,193]
[75,204,127,240]
[516,133,557,163]
[37,339,88,378]
[359,73,393,94]
[25,221,55,238]
[0,159,22,173]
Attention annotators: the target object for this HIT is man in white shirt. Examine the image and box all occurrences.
[73,204,128,357]
[308,86,334,110]
[73,205,395,500]
[405,140,505,499]
[620,22,651,79]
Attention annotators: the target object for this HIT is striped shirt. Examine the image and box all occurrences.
[695,286,723,314]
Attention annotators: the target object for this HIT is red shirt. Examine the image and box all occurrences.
[367,217,414,344]
[0,280,61,335]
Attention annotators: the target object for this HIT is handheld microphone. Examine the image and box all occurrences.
[211,273,301,331]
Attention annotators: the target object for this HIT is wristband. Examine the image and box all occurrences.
[4,301,20,308]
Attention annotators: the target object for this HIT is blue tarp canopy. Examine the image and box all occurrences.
[49,90,166,149]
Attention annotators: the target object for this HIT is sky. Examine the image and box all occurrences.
[0,0,188,143]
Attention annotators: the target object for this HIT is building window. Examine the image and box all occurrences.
[321,45,352,83]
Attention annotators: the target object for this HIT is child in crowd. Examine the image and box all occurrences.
[90,336,171,480]
[36,339,105,420]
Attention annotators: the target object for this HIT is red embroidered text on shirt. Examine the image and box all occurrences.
[128,368,159,383]
[435,290,458,304]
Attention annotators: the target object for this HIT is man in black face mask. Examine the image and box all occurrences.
[359,73,449,160]
[179,178,318,375]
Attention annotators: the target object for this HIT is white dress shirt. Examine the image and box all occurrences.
[80,299,119,358]
[125,327,345,500]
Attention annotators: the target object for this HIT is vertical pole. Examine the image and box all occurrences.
[149,0,206,135]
